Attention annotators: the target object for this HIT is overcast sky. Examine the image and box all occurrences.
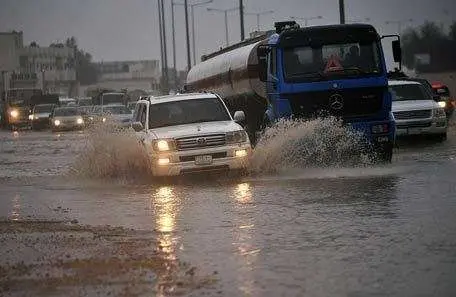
[1,0,455,70]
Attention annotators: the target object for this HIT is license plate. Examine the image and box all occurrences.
[195,155,212,165]
[408,127,423,135]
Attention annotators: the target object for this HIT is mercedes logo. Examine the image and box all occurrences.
[196,137,207,146]
[329,94,344,110]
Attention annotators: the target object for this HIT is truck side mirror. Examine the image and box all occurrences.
[392,40,402,63]
[257,45,270,82]
[233,110,246,124]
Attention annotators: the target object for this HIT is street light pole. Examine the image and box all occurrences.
[290,15,323,26]
[239,0,245,40]
[171,2,176,72]
[160,0,169,93]
[339,0,345,24]
[189,0,213,66]
[245,10,274,31]
[157,0,165,93]
[207,7,239,47]
[184,0,191,71]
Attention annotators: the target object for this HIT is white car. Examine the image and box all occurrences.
[389,80,448,141]
[131,93,252,176]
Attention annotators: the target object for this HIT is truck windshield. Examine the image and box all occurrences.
[283,41,382,82]
[34,104,54,113]
[148,98,231,129]
[390,84,430,101]
[102,94,125,105]
[6,89,42,106]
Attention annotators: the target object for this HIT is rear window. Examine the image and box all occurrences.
[390,84,430,101]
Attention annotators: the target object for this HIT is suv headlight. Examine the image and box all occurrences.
[226,130,248,144]
[152,139,176,152]
[438,101,446,108]
[433,108,446,118]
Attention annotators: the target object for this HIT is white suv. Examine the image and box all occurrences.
[131,93,252,176]
[389,80,448,141]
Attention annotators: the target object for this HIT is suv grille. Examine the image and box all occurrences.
[282,87,384,119]
[393,110,431,120]
[176,134,226,151]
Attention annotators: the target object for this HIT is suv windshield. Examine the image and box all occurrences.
[148,98,230,129]
[34,104,54,113]
[53,108,79,116]
[283,41,382,82]
[390,84,430,101]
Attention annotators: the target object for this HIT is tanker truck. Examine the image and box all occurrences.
[186,21,403,162]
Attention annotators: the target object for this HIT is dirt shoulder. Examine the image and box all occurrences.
[0,220,217,297]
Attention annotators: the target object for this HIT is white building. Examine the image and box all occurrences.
[0,31,77,96]
[80,60,161,96]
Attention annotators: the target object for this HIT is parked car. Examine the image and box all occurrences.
[389,80,448,141]
[131,93,252,176]
[50,106,85,132]
[29,103,56,130]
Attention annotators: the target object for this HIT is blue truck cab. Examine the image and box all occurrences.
[256,21,402,161]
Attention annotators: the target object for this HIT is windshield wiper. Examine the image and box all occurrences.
[327,67,368,75]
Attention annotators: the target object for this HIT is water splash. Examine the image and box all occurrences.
[249,117,375,174]
[69,119,153,181]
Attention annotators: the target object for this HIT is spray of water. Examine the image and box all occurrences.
[249,117,375,174]
[69,119,153,181]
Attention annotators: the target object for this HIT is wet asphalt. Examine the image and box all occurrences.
[1,127,456,297]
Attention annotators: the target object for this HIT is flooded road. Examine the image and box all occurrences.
[1,127,456,296]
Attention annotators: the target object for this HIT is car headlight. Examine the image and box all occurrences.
[76,118,84,124]
[226,130,248,144]
[28,114,34,120]
[10,110,19,118]
[102,117,106,122]
[54,120,61,126]
[438,101,446,108]
[153,139,176,152]
[433,108,446,118]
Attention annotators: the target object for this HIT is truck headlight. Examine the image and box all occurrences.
[10,110,19,118]
[153,139,176,152]
[438,101,446,108]
[433,108,446,118]
[226,130,248,143]
[54,120,61,126]
[76,118,84,124]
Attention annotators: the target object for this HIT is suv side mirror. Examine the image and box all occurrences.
[131,121,144,132]
[233,110,246,123]
[257,45,270,82]
[392,40,402,63]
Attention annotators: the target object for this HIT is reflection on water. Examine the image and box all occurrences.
[151,186,178,258]
[232,182,259,296]
[10,194,21,221]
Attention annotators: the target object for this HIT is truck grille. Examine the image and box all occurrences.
[176,134,226,151]
[393,110,431,120]
[283,87,384,119]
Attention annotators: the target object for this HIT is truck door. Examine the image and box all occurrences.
[265,47,279,123]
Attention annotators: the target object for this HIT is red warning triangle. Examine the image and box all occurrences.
[324,55,344,72]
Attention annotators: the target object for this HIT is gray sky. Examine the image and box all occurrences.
[1,0,455,70]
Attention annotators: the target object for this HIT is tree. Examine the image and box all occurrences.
[63,37,98,85]
[402,21,456,73]
[29,41,39,47]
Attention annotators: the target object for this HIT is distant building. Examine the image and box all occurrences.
[80,60,161,96]
[0,31,77,96]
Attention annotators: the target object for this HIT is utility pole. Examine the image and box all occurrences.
[171,1,177,86]
[245,10,274,31]
[207,7,239,47]
[184,0,192,72]
[157,0,169,94]
[161,0,169,94]
[158,0,165,94]
[239,0,245,40]
[339,0,345,24]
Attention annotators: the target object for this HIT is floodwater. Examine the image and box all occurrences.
[1,122,456,296]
